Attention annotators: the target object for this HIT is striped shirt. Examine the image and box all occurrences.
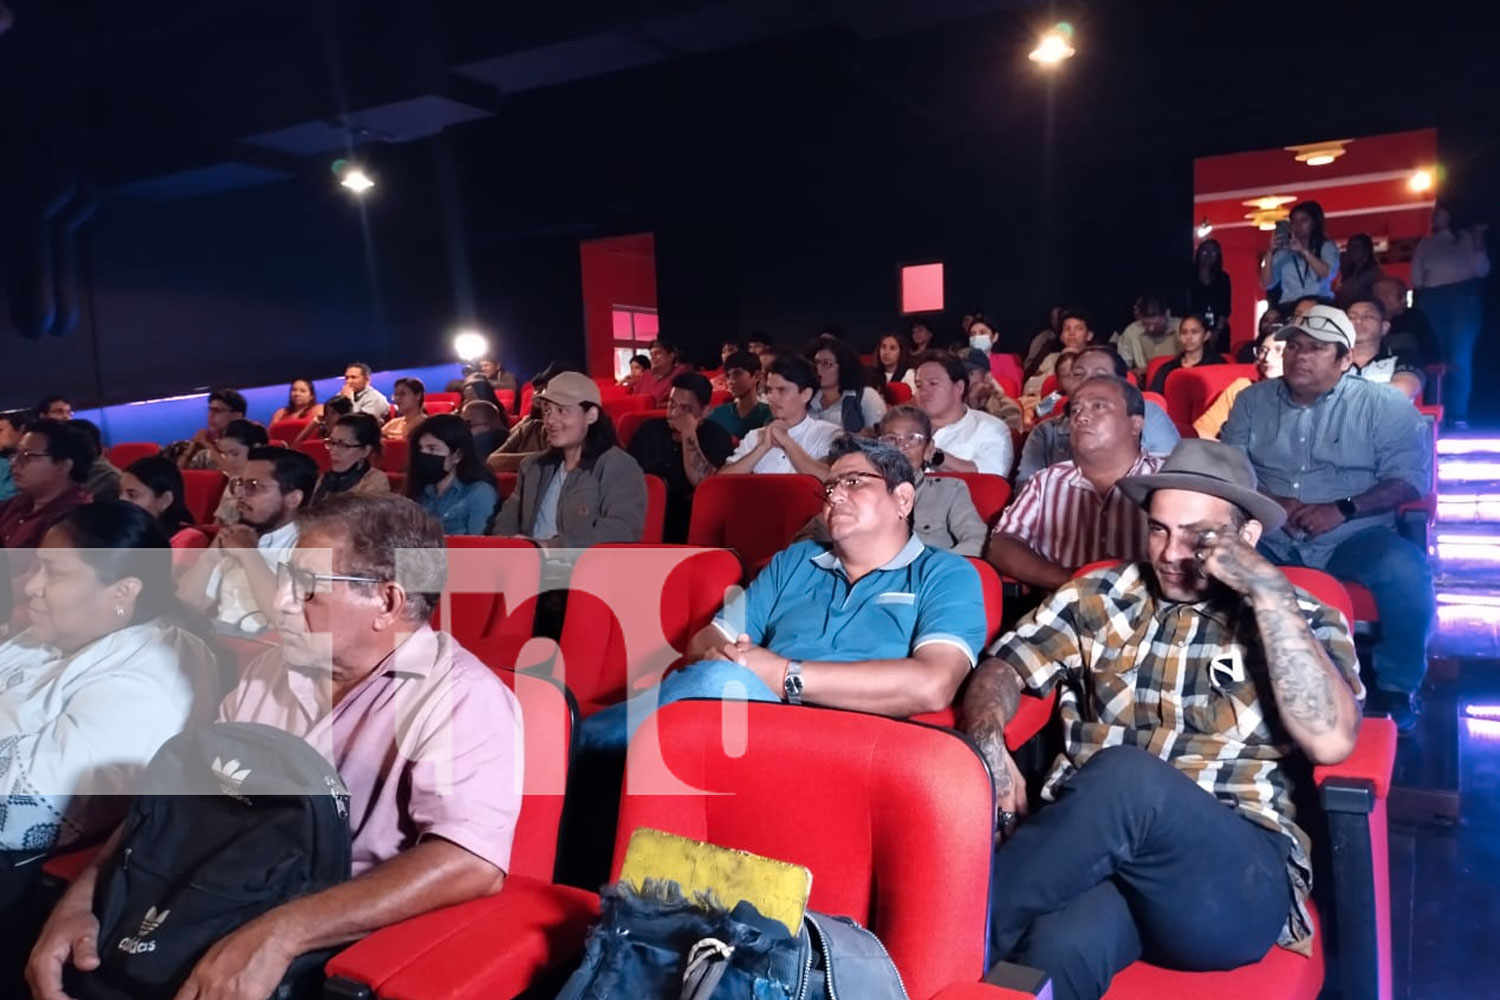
[992,452,1163,568]
[989,561,1364,954]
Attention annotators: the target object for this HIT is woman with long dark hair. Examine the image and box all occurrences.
[120,456,196,539]
[907,319,936,354]
[1190,239,1232,349]
[270,378,323,425]
[382,377,427,439]
[1148,313,1227,394]
[1260,200,1339,307]
[314,414,390,503]
[491,372,646,545]
[406,413,498,535]
[1334,233,1384,311]
[873,333,917,390]
[1414,200,1491,429]
[805,334,886,433]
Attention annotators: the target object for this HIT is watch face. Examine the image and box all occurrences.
[786,675,804,694]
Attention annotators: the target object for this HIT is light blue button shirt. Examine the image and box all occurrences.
[529,468,568,540]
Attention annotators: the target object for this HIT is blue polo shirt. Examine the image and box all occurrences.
[712,537,987,667]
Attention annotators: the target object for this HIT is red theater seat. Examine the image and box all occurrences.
[296,438,331,472]
[267,418,312,444]
[909,557,1007,730]
[614,409,665,449]
[105,441,160,468]
[642,473,666,544]
[431,537,543,671]
[709,389,731,408]
[887,381,913,404]
[551,544,743,714]
[1144,355,1173,389]
[1162,364,1256,431]
[686,473,827,575]
[424,400,458,416]
[601,395,653,422]
[931,471,1013,527]
[427,391,462,409]
[495,471,518,500]
[380,435,409,473]
[180,470,227,523]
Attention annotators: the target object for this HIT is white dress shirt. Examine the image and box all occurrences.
[727,416,842,474]
[205,520,300,631]
[932,407,1015,477]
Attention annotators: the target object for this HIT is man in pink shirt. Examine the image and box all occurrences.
[28,494,522,1000]
[632,337,694,407]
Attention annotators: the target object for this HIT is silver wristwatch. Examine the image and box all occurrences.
[783,660,804,705]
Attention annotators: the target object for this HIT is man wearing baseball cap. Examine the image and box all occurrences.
[1221,303,1432,732]
[964,438,1363,1000]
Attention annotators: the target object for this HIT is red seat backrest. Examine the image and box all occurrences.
[1039,374,1058,397]
[495,472,518,500]
[930,471,1013,527]
[685,474,827,572]
[520,382,536,414]
[886,381,913,404]
[1162,364,1257,427]
[967,556,1004,646]
[1141,390,1170,415]
[1144,354,1173,388]
[497,389,516,413]
[426,392,462,408]
[615,703,993,999]
[180,470,227,523]
[491,669,572,880]
[602,396,653,422]
[106,442,160,468]
[553,545,742,711]
[296,439,332,473]
[709,389,732,408]
[424,400,458,416]
[381,436,410,474]
[642,474,667,544]
[432,537,543,671]
[615,410,666,450]
[267,418,312,444]
[386,472,405,495]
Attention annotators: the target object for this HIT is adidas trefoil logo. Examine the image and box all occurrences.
[211,757,252,801]
[117,906,170,955]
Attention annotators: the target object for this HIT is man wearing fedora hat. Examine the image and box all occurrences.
[1221,303,1432,732]
[963,438,1363,1000]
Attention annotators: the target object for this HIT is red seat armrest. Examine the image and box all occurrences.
[1314,717,1397,800]
[931,983,1048,1000]
[1004,691,1056,750]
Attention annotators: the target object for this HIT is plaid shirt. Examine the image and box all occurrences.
[990,561,1364,954]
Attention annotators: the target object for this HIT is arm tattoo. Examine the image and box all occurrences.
[1252,588,1339,734]
[961,662,1023,793]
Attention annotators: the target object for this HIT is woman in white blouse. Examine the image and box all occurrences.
[1413,201,1491,429]
[805,335,886,433]
[0,502,220,865]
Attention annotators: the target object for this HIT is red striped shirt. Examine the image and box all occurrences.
[993,452,1163,568]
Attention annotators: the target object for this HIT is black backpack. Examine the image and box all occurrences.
[64,723,352,1000]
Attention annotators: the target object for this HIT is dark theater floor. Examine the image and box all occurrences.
[1389,429,1500,998]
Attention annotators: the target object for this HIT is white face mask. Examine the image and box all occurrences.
[969,333,993,352]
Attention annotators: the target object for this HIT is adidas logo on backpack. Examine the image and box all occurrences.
[211,756,253,801]
[116,907,170,955]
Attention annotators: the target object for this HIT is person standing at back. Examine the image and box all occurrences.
[1260,200,1339,309]
[1412,201,1490,429]
[1190,239,1232,350]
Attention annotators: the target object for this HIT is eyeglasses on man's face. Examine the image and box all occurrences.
[11,449,54,465]
[277,562,384,603]
[228,477,278,496]
[878,432,928,449]
[820,471,887,501]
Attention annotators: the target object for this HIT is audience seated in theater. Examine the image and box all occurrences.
[28,494,521,1000]
[620,353,651,391]
[1023,306,1066,368]
[806,334,886,433]
[171,389,247,470]
[1261,200,1340,310]
[964,439,1361,1000]
[961,349,1025,432]
[1031,351,1079,422]
[461,375,503,412]
[66,419,121,503]
[720,354,839,478]
[1236,304,1285,362]
[906,319,936,355]
[314,414,391,504]
[1193,322,1285,440]
[120,456,198,541]
[176,446,315,634]
[1146,313,1226,394]
[492,373,646,546]
[270,377,323,426]
[914,353,1014,477]
[1334,232,1384,311]
[211,419,270,525]
[1016,347,1179,486]
[0,411,26,502]
[798,406,987,556]
[873,332,917,391]
[490,363,578,473]
[0,420,92,551]
[578,435,987,753]
[744,331,772,356]
[1115,293,1181,376]
[0,503,219,965]
[462,400,508,459]
[1373,276,1440,369]
[406,414,498,536]
[476,357,518,395]
[706,351,772,439]
[627,373,733,543]
[988,376,1163,592]
[1222,303,1432,732]
[341,362,390,421]
[710,339,745,392]
[1345,297,1426,400]
[965,314,999,354]
[34,397,73,422]
[294,394,353,446]
[382,377,427,439]
[632,338,694,407]
[1023,308,1095,396]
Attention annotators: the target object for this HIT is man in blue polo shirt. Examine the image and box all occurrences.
[576,435,988,753]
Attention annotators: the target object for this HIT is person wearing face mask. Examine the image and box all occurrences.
[405,414,499,536]
[491,372,646,547]
[313,414,391,503]
[1192,323,1285,440]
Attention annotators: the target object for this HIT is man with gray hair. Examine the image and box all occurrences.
[577,435,989,753]
[28,493,523,1000]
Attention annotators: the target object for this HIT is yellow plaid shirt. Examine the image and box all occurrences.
[990,562,1364,954]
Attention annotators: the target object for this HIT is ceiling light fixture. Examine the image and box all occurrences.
[1195,218,1214,239]
[1408,168,1435,193]
[1029,23,1075,65]
[332,159,375,195]
[1284,139,1352,167]
[1241,195,1298,212]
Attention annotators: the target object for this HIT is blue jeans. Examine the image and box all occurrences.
[988,747,1292,1000]
[1419,278,1482,421]
[576,660,781,754]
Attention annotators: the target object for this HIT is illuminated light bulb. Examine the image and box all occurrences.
[339,168,375,194]
[1195,219,1213,239]
[1409,169,1434,193]
[1029,23,1075,64]
[453,330,489,362]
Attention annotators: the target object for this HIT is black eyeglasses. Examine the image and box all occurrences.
[276,563,384,603]
[11,449,53,465]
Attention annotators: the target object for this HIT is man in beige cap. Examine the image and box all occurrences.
[1221,302,1431,732]
[963,438,1363,1000]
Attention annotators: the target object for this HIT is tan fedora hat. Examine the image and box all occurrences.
[1118,439,1286,532]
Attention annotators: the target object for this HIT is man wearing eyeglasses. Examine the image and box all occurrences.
[176,447,318,633]
[0,421,93,551]
[174,388,248,471]
[577,435,987,753]
[30,494,522,1000]
[1221,303,1433,732]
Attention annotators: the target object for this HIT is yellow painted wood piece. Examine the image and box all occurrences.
[620,827,812,933]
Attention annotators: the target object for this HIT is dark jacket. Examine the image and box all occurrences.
[491,446,647,546]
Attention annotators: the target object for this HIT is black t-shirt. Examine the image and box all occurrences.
[627,417,734,542]
[1386,309,1438,369]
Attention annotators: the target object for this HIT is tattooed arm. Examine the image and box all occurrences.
[1198,531,1359,764]
[960,658,1030,835]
